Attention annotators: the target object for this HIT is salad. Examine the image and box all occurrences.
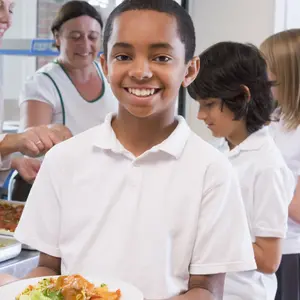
[16,275,121,300]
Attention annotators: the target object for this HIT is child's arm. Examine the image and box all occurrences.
[0,253,60,286]
[24,252,61,278]
[251,166,293,274]
[170,275,223,300]
[288,177,300,224]
[252,237,282,274]
[170,274,224,300]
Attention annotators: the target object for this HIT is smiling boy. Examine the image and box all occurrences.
[13,1,256,299]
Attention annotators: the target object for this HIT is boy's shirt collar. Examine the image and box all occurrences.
[226,126,271,158]
[94,113,191,159]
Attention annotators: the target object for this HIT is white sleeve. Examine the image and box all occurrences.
[0,133,11,171]
[190,157,256,275]
[14,149,61,257]
[252,167,293,238]
[19,72,59,109]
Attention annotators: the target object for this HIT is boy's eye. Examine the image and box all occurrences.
[154,56,171,62]
[115,55,131,61]
[203,102,214,108]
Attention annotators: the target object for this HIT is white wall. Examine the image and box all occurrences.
[2,0,37,101]
[186,0,276,144]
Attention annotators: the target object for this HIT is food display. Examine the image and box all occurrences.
[16,275,121,300]
[0,237,22,262]
[0,201,24,234]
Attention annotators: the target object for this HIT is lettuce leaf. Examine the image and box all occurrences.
[19,289,62,300]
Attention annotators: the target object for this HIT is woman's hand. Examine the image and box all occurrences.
[11,157,42,184]
[15,125,73,157]
[48,124,73,141]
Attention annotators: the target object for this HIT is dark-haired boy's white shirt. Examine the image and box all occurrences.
[221,127,294,300]
[15,113,256,299]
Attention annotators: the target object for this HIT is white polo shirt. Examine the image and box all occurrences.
[270,119,300,254]
[15,113,256,299]
[222,127,294,300]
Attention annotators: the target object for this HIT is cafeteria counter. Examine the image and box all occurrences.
[0,250,39,277]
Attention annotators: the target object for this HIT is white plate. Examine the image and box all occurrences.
[0,237,21,263]
[0,275,144,300]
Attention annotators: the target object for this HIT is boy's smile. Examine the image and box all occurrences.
[101,9,198,118]
[123,86,162,106]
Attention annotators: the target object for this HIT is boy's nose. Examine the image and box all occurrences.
[129,60,152,80]
[197,108,207,121]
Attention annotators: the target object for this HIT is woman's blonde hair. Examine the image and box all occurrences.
[260,29,300,130]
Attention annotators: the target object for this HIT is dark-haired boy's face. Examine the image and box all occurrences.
[101,10,198,118]
[197,98,243,138]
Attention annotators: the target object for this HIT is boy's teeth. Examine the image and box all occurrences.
[128,88,156,97]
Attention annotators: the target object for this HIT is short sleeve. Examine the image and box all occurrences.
[0,133,11,170]
[190,158,256,275]
[19,72,59,109]
[14,149,61,257]
[252,167,294,238]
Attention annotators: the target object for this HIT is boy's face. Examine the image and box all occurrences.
[197,98,244,139]
[101,10,199,118]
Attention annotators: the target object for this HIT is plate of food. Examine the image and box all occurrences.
[0,200,24,236]
[0,274,144,300]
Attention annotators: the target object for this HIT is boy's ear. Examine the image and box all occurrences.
[182,56,200,88]
[100,53,109,82]
[241,84,251,102]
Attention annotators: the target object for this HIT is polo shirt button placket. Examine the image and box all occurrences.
[129,161,142,187]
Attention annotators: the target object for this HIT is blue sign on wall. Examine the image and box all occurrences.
[0,39,103,57]
[30,39,59,56]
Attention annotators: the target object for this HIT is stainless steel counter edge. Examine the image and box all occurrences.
[0,250,39,278]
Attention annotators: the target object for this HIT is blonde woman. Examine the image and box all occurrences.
[261,29,300,300]
[0,0,71,186]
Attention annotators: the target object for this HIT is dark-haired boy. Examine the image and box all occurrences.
[188,41,294,300]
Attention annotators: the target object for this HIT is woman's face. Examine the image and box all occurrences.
[0,0,14,44]
[55,15,101,68]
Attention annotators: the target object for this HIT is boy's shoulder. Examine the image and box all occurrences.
[183,131,233,172]
[253,132,288,170]
[45,124,103,162]
[46,121,232,176]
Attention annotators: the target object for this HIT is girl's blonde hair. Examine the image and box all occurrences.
[260,29,300,130]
